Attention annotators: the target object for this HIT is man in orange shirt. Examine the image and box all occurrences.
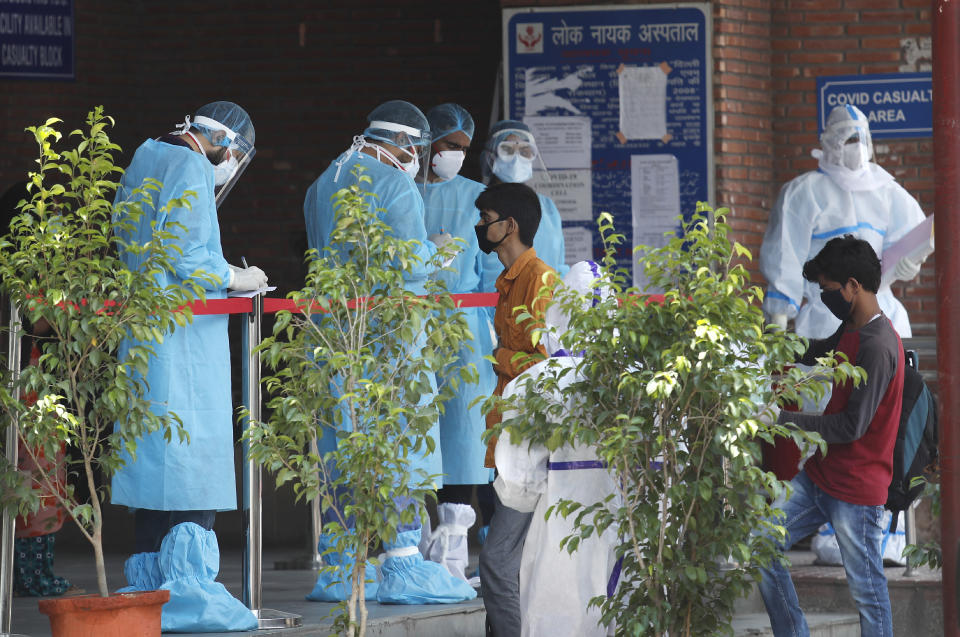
[474,182,555,637]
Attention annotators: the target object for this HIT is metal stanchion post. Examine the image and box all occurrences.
[904,504,918,577]
[240,293,301,629]
[309,436,323,568]
[1,302,22,635]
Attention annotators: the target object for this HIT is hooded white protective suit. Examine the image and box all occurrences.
[760,104,926,339]
[494,261,620,637]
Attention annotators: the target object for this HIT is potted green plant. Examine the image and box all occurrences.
[243,168,473,637]
[0,107,199,636]
[492,206,862,637]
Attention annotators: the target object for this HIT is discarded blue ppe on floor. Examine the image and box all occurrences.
[116,551,162,593]
[377,528,477,604]
[158,523,258,633]
[306,531,379,602]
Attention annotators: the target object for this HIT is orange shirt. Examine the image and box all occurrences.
[485,247,555,467]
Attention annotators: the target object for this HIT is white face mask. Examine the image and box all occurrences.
[399,149,420,178]
[492,155,534,183]
[214,153,238,186]
[841,142,870,171]
[431,150,465,181]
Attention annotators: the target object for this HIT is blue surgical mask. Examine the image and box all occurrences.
[820,288,852,321]
[492,155,533,183]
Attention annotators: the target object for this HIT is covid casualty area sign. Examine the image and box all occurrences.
[0,0,74,80]
[502,3,713,290]
[816,73,932,139]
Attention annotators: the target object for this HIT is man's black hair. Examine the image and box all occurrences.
[474,182,541,247]
[802,234,881,292]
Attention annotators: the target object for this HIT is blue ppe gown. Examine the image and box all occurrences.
[481,192,569,310]
[111,138,237,512]
[157,523,258,632]
[304,150,442,483]
[759,169,926,339]
[423,176,496,485]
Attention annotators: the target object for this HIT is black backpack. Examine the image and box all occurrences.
[886,350,939,531]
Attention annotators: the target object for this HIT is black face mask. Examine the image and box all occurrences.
[821,288,853,321]
[475,218,510,254]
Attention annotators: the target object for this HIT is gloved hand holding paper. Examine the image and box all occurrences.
[228,265,268,291]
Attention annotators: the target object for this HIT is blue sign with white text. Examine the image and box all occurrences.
[817,73,932,139]
[503,4,712,288]
[0,0,74,79]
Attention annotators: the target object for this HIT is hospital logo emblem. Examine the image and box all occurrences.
[517,23,543,54]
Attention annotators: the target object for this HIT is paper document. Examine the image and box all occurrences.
[227,285,277,298]
[880,215,934,289]
[618,66,668,141]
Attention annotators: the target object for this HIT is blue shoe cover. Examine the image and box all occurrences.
[376,528,477,604]
[116,551,162,593]
[158,523,258,632]
[306,532,379,602]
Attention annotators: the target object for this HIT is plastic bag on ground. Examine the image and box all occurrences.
[811,511,906,567]
[424,502,475,582]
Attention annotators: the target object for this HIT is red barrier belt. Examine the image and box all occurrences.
[172,292,667,316]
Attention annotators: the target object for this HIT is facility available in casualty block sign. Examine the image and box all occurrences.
[0,0,74,79]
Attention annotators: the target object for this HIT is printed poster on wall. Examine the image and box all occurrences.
[503,3,713,288]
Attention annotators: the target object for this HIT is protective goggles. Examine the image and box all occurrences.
[496,140,538,161]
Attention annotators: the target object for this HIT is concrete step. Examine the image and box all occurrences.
[732,613,859,637]
[733,549,943,636]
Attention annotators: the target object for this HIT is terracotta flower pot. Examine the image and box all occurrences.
[38,589,170,637]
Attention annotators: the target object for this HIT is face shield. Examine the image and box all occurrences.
[817,105,873,171]
[365,120,431,183]
[190,115,257,208]
[482,126,547,184]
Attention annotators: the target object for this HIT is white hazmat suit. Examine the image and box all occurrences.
[494,261,620,637]
[760,104,926,339]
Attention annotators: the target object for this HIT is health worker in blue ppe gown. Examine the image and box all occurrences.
[480,120,570,300]
[111,101,262,632]
[760,104,927,340]
[417,104,496,582]
[303,99,476,605]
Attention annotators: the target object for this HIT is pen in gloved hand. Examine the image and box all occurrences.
[242,256,248,269]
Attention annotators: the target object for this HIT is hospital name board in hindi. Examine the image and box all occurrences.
[551,21,700,47]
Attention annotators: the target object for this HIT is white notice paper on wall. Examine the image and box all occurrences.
[563,226,594,265]
[523,116,592,169]
[631,154,680,290]
[529,169,593,222]
[619,66,668,141]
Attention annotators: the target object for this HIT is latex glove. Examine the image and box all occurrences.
[756,403,781,427]
[429,232,457,267]
[892,256,922,283]
[428,232,454,249]
[769,313,788,331]
[228,265,268,291]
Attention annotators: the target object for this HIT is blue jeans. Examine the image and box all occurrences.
[758,471,892,637]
